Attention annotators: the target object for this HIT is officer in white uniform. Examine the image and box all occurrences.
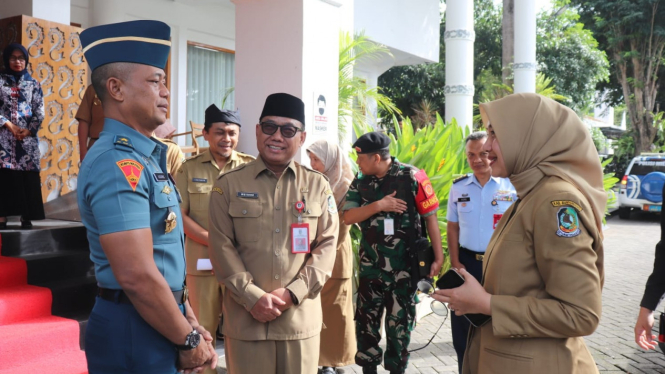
[446,131,516,372]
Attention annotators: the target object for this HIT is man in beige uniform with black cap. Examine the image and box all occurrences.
[209,93,339,374]
[176,104,254,374]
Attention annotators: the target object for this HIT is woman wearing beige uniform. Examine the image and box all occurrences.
[434,93,606,374]
[307,139,357,374]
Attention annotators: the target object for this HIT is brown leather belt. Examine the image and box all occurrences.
[459,246,485,261]
[98,287,187,305]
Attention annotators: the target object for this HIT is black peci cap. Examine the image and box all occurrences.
[352,132,391,154]
[259,93,306,128]
[205,104,241,129]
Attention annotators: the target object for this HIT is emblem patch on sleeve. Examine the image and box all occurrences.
[116,159,144,191]
[327,194,338,214]
[556,206,581,238]
[212,187,223,195]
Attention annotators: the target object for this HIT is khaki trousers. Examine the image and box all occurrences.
[319,278,356,367]
[186,274,222,374]
[225,335,320,374]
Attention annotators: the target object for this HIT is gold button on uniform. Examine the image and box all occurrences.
[274,275,279,280]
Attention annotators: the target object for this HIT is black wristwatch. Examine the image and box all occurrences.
[176,329,201,351]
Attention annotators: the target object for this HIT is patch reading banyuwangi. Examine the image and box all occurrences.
[116,159,144,191]
[551,200,583,212]
[556,206,581,238]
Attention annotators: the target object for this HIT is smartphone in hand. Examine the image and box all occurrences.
[436,269,491,327]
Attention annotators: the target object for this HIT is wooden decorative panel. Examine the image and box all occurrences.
[0,15,87,203]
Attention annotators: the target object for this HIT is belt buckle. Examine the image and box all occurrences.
[183,287,189,304]
[475,254,485,261]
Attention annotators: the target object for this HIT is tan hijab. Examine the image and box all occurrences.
[479,93,607,232]
[306,140,355,207]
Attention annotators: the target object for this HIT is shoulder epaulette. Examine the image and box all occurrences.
[156,137,176,146]
[236,151,256,161]
[217,161,251,180]
[453,174,470,184]
[300,163,330,182]
[113,135,134,152]
[184,152,204,162]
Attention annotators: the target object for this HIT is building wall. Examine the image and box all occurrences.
[70,0,236,139]
[354,0,440,64]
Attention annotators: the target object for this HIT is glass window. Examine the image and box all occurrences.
[186,44,235,146]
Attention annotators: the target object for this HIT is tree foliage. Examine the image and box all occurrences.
[338,32,401,142]
[571,0,665,154]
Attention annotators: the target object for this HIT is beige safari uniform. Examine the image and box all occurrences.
[463,176,603,374]
[175,149,254,362]
[208,156,339,374]
[154,136,185,175]
[319,209,356,367]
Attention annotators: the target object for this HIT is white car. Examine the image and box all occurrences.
[617,153,665,219]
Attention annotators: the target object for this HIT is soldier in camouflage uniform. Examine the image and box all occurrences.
[343,132,443,374]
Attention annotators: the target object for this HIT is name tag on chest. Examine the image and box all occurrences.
[192,178,208,183]
[237,192,258,199]
[153,173,168,182]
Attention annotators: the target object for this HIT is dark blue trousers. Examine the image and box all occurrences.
[451,249,483,373]
[85,296,186,373]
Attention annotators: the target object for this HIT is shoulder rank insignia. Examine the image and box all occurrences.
[114,135,134,150]
[116,159,144,191]
[556,206,581,238]
[453,174,470,184]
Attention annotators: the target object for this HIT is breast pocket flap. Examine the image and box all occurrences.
[291,201,322,218]
[229,202,263,218]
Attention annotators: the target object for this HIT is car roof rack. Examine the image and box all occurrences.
[639,153,665,156]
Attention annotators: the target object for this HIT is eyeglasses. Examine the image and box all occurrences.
[9,57,25,63]
[260,122,302,139]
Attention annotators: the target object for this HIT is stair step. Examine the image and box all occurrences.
[0,315,82,370]
[42,275,98,317]
[0,256,26,288]
[0,285,52,324]
[23,250,94,284]
[0,221,89,257]
[0,349,88,374]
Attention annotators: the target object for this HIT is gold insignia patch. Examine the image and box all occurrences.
[551,200,582,212]
[162,185,172,195]
[213,187,223,195]
[165,211,177,234]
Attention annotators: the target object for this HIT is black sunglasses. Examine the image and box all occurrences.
[260,122,302,138]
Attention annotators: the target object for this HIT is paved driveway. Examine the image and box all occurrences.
[216,212,665,373]
[336,211,665,373]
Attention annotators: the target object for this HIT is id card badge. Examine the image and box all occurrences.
[291,223,310,254]
[384,218,395,235]
[493,214,503,230]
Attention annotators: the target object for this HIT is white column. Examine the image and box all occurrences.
[513,0,536,93]
[444,0,474,131]
[233,0,342,164]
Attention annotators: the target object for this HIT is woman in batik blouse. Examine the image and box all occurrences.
[0,43,45,229]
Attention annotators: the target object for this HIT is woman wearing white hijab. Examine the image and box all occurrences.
[307,139,356,374]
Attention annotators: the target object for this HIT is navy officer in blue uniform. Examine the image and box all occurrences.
[445,131,516,372]
[77,20,217,373]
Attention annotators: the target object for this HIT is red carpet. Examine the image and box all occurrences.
[0,236,88,374]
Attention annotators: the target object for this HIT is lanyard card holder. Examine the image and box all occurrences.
[292,201,310,254]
